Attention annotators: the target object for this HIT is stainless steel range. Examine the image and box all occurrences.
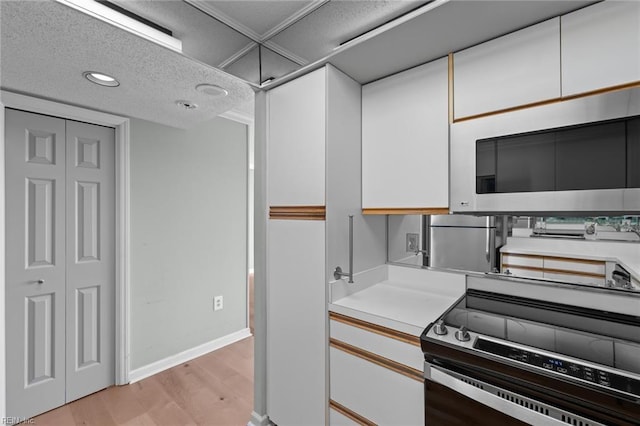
[421,277,640,425]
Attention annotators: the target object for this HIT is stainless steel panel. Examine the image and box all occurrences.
[450,88,640,213]
[429,227,494,272]
[430,214,494,227]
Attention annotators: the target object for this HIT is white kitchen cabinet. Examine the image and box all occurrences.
[268,69,326,206]
[453,18,561,119]
[362,57,449,211]
[266,65,387,426]
[330,347,423,425]
[267,220,326,425]
[329,314,423,425]
[561,1,640,97]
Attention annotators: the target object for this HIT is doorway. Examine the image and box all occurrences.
[1,92,131,421]
[5,108,115,419]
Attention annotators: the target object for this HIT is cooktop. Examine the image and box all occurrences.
[424,289,640,398]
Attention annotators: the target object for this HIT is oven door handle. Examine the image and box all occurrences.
[428,365,566,425]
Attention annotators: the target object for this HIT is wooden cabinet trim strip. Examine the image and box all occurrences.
[453,80,640,123]
[330,338,423,382]
[362,207,449,215]
[330,400,377,426]
[330,311,420,347]
[269,205,326,220]
[502,263,605,279]
[503,253,605,266]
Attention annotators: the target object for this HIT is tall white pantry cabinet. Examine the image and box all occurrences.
[266,65,386,425]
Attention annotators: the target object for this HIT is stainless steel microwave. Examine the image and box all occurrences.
[450,88,640,214]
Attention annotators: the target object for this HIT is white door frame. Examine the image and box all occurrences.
[0,90,131,419]
[219,108,254,331]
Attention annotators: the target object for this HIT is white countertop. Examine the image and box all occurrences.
[329,265,465,336]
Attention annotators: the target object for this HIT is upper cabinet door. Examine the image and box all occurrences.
[362,57,449,211]
[561,1,640,97]
[268,68,326,206]
[453,18,561,119]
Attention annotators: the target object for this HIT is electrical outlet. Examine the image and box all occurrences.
[406,233,419,252]
[214,295,223,311]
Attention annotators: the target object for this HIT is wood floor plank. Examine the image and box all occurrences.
[99,383,148,424]
[146,401,198,426]
[120,413,158,426]
[31,404,75,425]
[32,336,255,425]
[69,390,118,426]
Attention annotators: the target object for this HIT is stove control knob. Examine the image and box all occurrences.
[455,326,471,342]
[433,320,448,336]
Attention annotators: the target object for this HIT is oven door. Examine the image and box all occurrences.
[425,363,605,426]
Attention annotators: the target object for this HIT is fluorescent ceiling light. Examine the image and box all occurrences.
[56,0,182,52]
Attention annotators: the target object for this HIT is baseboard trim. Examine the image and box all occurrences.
[247,411,270,426]
[128,328,252,383]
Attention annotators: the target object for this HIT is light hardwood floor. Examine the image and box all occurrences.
[34,336,254,426]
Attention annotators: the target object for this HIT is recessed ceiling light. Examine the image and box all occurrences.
[195,84,228,98]
[176,100,198,110]
[83,71,120,87]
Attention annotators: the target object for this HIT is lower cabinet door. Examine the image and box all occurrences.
[268,220,326,425]
[330,346,424,425]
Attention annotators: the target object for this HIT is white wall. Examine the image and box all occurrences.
[129,116,248,369]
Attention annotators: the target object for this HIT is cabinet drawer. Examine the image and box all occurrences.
[330,314,423,371]
[502,253,543,268]
[329,403,365,426]
[330,346,423,426]
[543,258,605,275]
[543,271,605,286]
[502,266,544,279]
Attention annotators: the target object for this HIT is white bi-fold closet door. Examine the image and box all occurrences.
[5,108,115,420]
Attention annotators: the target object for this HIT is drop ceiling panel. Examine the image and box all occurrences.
[329,0,595,84]
[109,0,253,68]
[200,0,319,38]
[269,0,427,64]
[225,45,261,84]
[0,1,254,129]
[260,46,302,82]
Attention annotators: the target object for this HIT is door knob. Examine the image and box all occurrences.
[36,279,44,284]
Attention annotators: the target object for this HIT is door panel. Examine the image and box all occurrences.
[65,120,115,403]
[6,109,67,419]
[6,110,116,418]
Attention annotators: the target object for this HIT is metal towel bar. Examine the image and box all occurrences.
[333,215,354,283]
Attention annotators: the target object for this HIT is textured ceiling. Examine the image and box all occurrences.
[110,0,254,69]
[0,0,254,129]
